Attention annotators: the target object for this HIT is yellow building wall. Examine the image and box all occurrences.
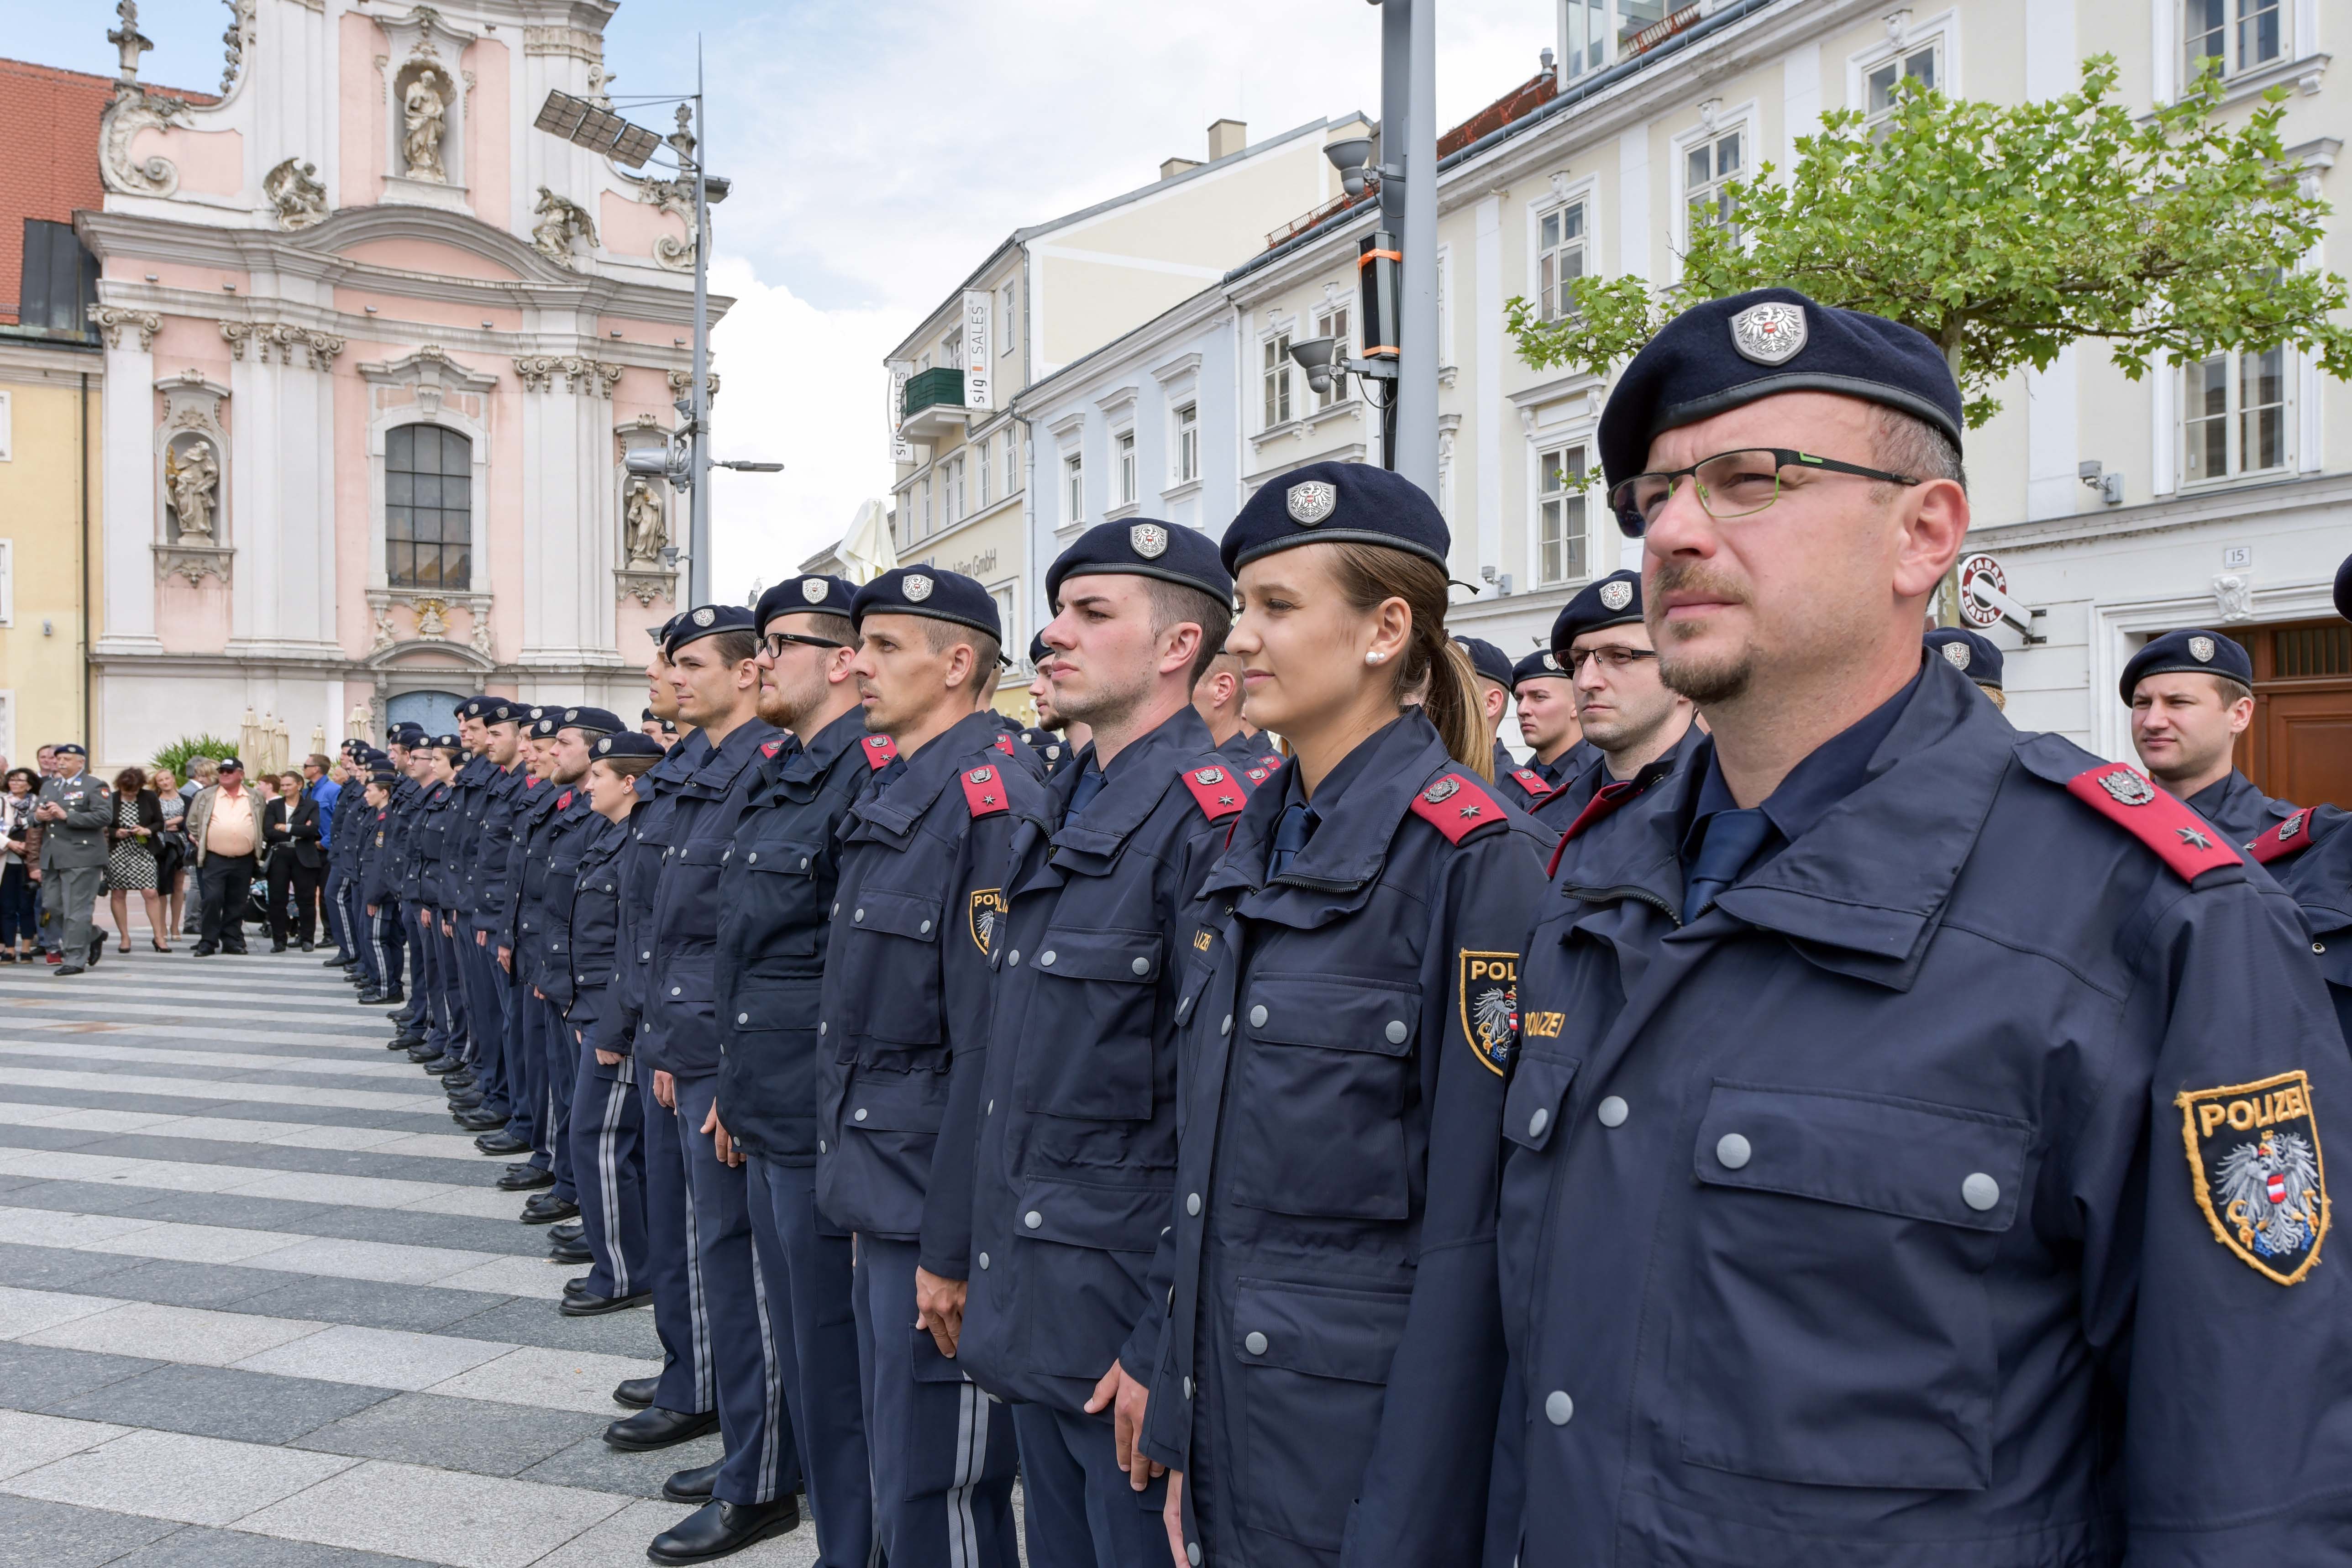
[0,349,100,764]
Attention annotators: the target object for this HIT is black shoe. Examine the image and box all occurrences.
[547,1241,595,1267]
[410,1046,443,1064]
[476,1131,533,1156]
[613,1376,658,1409]
[222,944,248,954]
[562,1285,649,1316]
[271,941,288,953]
[325,954,353,967]
[646,1498,800,1563]
[390,1033,427,1050]
[550,1218,586,1242]
[603,1406,719,1452]
[522,1194,579,1225]
[301,941,315,953]
[191,945,217,957]
[360,989,404,1005]
[440,1071,478,1091]
[51,965,85,977]
[660,1461,721,1505]
[455,1112,505,1133]
[497,1165,556,1192]
[88,938,105,967]
[422,1055,466,1076]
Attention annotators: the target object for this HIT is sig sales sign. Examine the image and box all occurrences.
[962,290,992,412]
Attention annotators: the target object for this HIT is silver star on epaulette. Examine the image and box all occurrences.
[1218,795,1236,806]
[1459,804,1482,819]
[2176,825,2213,849]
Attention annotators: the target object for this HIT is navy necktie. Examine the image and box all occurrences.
[1267,801,1318,881]
[1681,806,1770,925]
[1065,765,1107,821]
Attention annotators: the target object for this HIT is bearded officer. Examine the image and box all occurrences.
[960,520,1255,1568]
[706,573,877,1568]
[1922,626,2006,711]
[1494,287,2352,1564]
[818,567,1048,1568]
[2122,628,2299,842]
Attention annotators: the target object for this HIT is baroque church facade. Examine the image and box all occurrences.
[79,0,712,758]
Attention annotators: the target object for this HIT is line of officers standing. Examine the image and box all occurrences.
[317,288,2351,1568]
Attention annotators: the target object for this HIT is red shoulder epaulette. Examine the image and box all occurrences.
[556,790,573,810]
[1256,751,1285,772]
[2247,808,2315,865]
[762,738,784,758]
[960,764,1009,817]
[861,734,899,771]
[1243,764,1272,784]
[1407,774,1505,844]
[2064,763,2241,882]
[1506,767,1559,803]
[994,734,1018,757]
[1180,763,1247,821]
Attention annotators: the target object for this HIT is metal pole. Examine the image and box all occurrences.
[1396,0,1438,495]
[688,38,712,605]
[1378,0,1407,472]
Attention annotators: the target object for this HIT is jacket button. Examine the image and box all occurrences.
[737,1012,748,1024]
[1545,1390,1574,1425]
[1384,1019,1407,1044]
[1596,1096,1628,1127]
[1008,950,1020,967]
[977,1252,989,1269]
[641,951,650,960]
[1132,957,1150,976]
[2316,942,2327,954]
[746,853,756,864]
[1716,1133,1752,1170]
[1187,1546,1201,1567]
[1040,951,1056,967]
[1962,1173,2000,1211]
[1244,1331,1267,1355]
[832,903,840,917]
[819,1022,827,1035]
[854,909,864,923]
[1249,1005,1267,1028]
[799,858,809,870]
[987,1100,993,1114]
[1220,1014,1231,1035]
[919,919,932,934]
[818,1140,826,1153]
[1528,1107,1549,1138]
[671,987,681,996]
[1186,1192,1201,1216]
[1024,1211,1042,1229]
[854,1108,867,1121]
[1183,1376,1193,1398]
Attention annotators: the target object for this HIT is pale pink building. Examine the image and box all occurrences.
[78,0,719,754]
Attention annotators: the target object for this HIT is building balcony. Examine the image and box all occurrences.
[902,367,969,442]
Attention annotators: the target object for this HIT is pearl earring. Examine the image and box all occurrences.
[1366,651,1384,665]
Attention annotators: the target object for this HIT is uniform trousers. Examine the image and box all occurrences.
[414,912,459,1055]
[437,923,471,1057]
[639,1071,715,1417]
[670,1071,796,1507]
[747,1155,874,1568]
[458,934,514,1122]
[45,864,104,961]
[1011,1401,1168,1568]
[322,866,352,957]
[512,994,566,1189]
[850,1234,1018,1568]
[370,898,404,997]
[197,854,256,953]
[541,995,579,1196]
[567,1032,647,1301]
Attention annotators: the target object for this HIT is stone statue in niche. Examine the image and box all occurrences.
[623,478,668,566]
[165,439,220,541]
[402,74,448,183]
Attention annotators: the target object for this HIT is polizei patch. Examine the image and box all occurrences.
[1458,950,1519,1078]
[2177,1070,2328,1285]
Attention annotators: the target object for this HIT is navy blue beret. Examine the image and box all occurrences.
[1597,287,1964,495]
[1924,627,2003,690]
[1512,649,1571,687]
[592,732,667,760]
[1028,633,1051,668]
[641,708,659,723]
[2120,629,2251,703]
[2336,551,2352,623]
[431,733,461,750]
[1454,636,1515,689]
[650,612,687,648]
[852,566,1002,644]
[666,603,756,656]
[756,575,858,628]
[457,697,488,720]
[1550,569,1644,654]
[1047,519,1233,606]
[536,714,565,738]
[390,723,425,744]
[549,706,625,737]
[54,742,88,758]
[1219,460,1449,575]
[368,767,398,785]
[479,699,521,725]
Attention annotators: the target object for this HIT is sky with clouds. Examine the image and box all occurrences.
[23,0,1552,598]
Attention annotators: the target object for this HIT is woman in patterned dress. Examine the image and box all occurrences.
[105,766,166,954]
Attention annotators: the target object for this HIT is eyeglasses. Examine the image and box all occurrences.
[1609,447,1920,537]
[760,631,846,659]
[1562,645,1659,674]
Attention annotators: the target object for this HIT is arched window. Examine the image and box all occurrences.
[385,424,472,588]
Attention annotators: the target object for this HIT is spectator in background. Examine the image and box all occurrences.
[150,768,188,938]
[181,758,219,936]
[36,745,56,777]
[263,769,325,952]
[186,757,257,956]
[105,766,166,954]
[1,769,40,962]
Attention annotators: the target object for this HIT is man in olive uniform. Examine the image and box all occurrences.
[36,744,109,976]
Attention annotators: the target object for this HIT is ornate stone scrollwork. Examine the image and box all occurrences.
[220,321,347,370]
[2211,573,2256,623]
[89,305,163,350]
[100,88,190,198]
[531,187,599,269]
[263,157,329,230]
[219,0,257,95]
[666,369,720,401]
[514,356,623,397]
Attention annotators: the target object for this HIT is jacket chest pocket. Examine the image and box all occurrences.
[1675,1081,2032,1493]
[838,886,944,1052]
[1230,975,1419,1222]
[1232,1277,1411,1551]
[1017,927,1162,1121]
[741,843,826,965]
[663,843,729,942]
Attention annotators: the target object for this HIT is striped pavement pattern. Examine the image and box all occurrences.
[0,938,824,1568]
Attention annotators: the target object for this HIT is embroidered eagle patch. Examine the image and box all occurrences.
[2176,1070,2329,1285]
[968,888,1006,954]
[1457,950,1519,1078]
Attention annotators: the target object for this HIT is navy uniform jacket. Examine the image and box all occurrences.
[465,762,530,937]
[961,707,1254,1415]
[1020,726,1076,778]
[712,706,874,1165]
[2184,766,2298,843]
[331,782,369,880]
[1543,729,1696,847]
[587,731,711,1062]
[404,781,456,908]
[566,815,629,1040]
[486,775,548,955]
[444,755,496,921]
[1214,728,1283,772]
[638,718,783,1080]
[814,708,1049,1276]
[514,782,597,1007]
[2247,805,2352,1049]
[1134,712,1549,1565]
[356,804,391,906]
[1496,658,2352,1566]
[368,779,421,907]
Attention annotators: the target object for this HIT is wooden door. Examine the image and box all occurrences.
[2225,621,2352,807]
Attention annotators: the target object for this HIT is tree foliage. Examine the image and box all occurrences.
[1506,57,2352,428]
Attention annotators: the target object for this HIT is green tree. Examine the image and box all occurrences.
[1506,57,2352,431]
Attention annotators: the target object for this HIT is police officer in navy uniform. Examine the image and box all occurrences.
[1487,645,1575,824]
[816,566,1048,1568]
[1454,635,1524,785]
[1131,461,1550,1568]
[2121,627,2300,842]
[353,763,404,1006]
[1922,625,2007,711]
[1541,569,1696,839]
[1509,650,1594,782]
[462,716,555,1147]
[1029,631,1095,770]
[1192,645,1278,771]
[452,703,526,1146]
[364,729,425,1013]
[2244,552,2352,1050]
[708,573,877,1568]
[959,521,1255,1568]
[1496,287,2352,1565]
[405,737,470,1075]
